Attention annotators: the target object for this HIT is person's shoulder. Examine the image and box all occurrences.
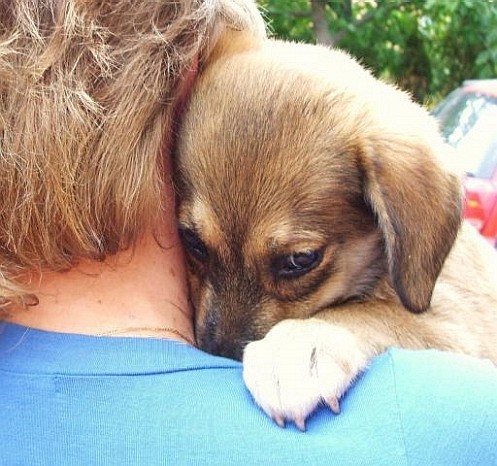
[385,347,497,401]
[387,346,497,383]
[383,348,497,465]
[227,348,497,466]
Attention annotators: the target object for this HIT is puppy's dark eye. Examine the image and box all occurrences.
[273,249,323,279]
[179,227,208,263]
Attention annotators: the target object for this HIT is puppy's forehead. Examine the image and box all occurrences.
[180,57,365,183]
[184,197,222,240]
[177,50,368,247]
[186,94,353,189]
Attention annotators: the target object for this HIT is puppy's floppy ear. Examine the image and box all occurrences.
[359,132,463,313]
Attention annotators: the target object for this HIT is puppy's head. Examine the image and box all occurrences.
[174,39,462,360]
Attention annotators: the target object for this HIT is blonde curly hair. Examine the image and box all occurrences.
[0,0,265,306]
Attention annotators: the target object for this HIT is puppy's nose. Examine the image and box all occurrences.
[198,333,244,361]
[195,308,245,360]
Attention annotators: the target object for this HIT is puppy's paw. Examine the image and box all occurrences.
[242,318,370,431]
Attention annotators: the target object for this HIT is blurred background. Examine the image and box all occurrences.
[257,0,497,106]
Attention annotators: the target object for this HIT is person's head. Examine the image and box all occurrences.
[0,0,265,308]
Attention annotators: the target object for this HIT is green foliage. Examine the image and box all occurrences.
[422,0,497,102]
[259,0,315,43]
[257,0,497,105]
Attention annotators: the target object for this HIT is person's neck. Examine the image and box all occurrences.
[4,223,194,345]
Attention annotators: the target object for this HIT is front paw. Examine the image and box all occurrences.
[242,318,370,431]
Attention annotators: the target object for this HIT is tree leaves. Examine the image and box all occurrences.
[257,0,497,105]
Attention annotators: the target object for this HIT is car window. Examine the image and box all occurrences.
[433,90,497,179]
[454,106,497,178]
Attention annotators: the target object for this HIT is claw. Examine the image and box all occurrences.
[325,397,341,414]
[272,414,286,428]
[295,416,306,432]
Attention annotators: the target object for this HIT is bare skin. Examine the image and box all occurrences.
[5,192,194,344]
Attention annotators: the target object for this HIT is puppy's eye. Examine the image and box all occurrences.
[273,249,323,279]
[179,227,208,263]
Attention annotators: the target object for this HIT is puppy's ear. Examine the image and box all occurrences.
[359,132,462,313]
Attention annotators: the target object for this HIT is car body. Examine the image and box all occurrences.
[433,79,497,244]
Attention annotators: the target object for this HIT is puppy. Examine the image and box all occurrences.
[173,30,497,431]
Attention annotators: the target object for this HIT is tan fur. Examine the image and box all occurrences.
[174,32,497,428]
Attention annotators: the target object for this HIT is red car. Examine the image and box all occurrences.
[433,79,497,245]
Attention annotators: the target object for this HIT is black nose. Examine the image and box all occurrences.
[195,308,245,360]
[197,333,244,361]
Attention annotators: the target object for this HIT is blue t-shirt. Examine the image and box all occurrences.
[0,322,496,466]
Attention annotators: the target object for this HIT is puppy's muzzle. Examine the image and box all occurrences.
[196,304,262,360]
[195,281,263,361]
[196,318,244,361]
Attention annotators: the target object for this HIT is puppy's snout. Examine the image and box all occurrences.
[196,311,247,360]
[196,295,262,361]
[199,335,245,361]
[194,270,264,360]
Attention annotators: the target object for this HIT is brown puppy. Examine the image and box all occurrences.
[173,31,497,430]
